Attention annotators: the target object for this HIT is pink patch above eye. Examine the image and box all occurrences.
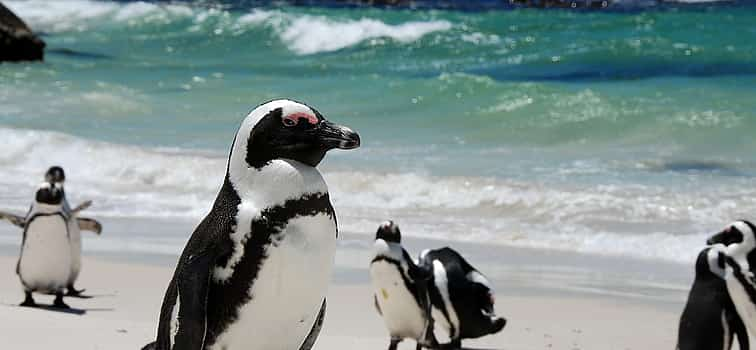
[284,112,318,126]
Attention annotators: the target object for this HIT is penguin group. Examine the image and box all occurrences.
[370,221,506,350]
[677,220,756,350]
[1,99,510,350]
[0,166,102,308]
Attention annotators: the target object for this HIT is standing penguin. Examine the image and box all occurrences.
[44,166,101,296]
[370,221,437,350]
[677,244,749,350]
[143,99,360,350]
[708,220,756,342]
[419,247,506,349]
[17,182,72,308]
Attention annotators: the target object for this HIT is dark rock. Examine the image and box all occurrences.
[0,1,45,62]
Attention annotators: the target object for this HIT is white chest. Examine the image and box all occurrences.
[19,215,72,292]
[209,213,337,350]
[370,261,426,339]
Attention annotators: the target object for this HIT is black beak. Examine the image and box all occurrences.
[707,230,730,245]
[316,120,360,150]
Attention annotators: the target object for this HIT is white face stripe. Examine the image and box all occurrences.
[228,99,315,178]
[707,244,727,278]
[466,270,493,291]
[727,221,756,259]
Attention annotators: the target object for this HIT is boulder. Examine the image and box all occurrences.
[0,1,44,62]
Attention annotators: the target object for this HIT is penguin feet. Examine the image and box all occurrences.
[19,292,37,307]
[439,340,462,350]
[53,293,70,309]
[66,286,87,297]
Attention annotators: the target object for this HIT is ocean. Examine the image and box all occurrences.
[0,0,754,265]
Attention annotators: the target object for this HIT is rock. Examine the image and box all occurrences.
[0,1,45,62]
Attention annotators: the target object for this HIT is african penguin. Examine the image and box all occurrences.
[143,99,360,350]
[677,244,748,350]
[708,220,756,343]
[44,166,101,297]
[370,221,437,350]
[17,182,72,309]
[419,247,506,349]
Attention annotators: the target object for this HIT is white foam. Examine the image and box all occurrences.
[0,127,750,264]
[238,9,452,55]
[3,0,197,33]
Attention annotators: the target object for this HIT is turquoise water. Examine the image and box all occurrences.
[0,0,755,263]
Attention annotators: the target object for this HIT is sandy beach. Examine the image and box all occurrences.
[0,218,686,350]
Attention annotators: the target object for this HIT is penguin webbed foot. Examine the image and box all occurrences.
[53,293,70,309]
[19,292,37,307]
[66,286,87,297]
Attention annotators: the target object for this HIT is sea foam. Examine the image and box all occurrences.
[0,127,749,265]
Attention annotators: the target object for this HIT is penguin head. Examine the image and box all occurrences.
[34,182,64,206]
[45,166,66,184]
[707,220,754,247]
[375,220,401,243]
[232,99,360,169]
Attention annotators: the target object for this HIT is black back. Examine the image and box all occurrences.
[420,247,506,340]
[678,247,748,350]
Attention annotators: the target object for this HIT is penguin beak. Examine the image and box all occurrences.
[316,120,360,150]
[707,230,733,246]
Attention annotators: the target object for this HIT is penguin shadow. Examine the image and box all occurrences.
[3,302,115,315]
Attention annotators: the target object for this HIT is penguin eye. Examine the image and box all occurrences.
[283,112,318,128]
[282,117,297,127]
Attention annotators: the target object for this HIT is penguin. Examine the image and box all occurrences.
[17,182,72,309]
[419,247,506,349]
[142,99,360,350]
[370,221,437,350]
[707,220,756,343]
[677,244,749,350]
[44,166,101,296]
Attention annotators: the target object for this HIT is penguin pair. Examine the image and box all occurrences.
[142,99,360,350]
[677,243,748,350]
[45,166,102,296]
[702,220,756,349]
[370,221,506,350]
[1,167,102,307]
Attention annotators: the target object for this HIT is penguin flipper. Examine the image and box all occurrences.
[76,217,102,234]
[0,211,25,228]
[299,299,327,350]
[71,200,93,215]
[374,294,382,315]
[172,251,215,350]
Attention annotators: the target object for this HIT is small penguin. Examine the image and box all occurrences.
[708,220,756,342]
[419,247,506,349]
[370,221,437,350]
[17,182,72,308]
[45,166,101,296]
[677,244,749,350]
[143,99,360,350]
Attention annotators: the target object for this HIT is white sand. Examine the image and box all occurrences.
[0,251,681,350]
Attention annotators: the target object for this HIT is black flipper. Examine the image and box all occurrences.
[0,211,25,228]
[299,299,327,350]
[76,217,102,234]
[172,251,216,350]
[140,342,157,350]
